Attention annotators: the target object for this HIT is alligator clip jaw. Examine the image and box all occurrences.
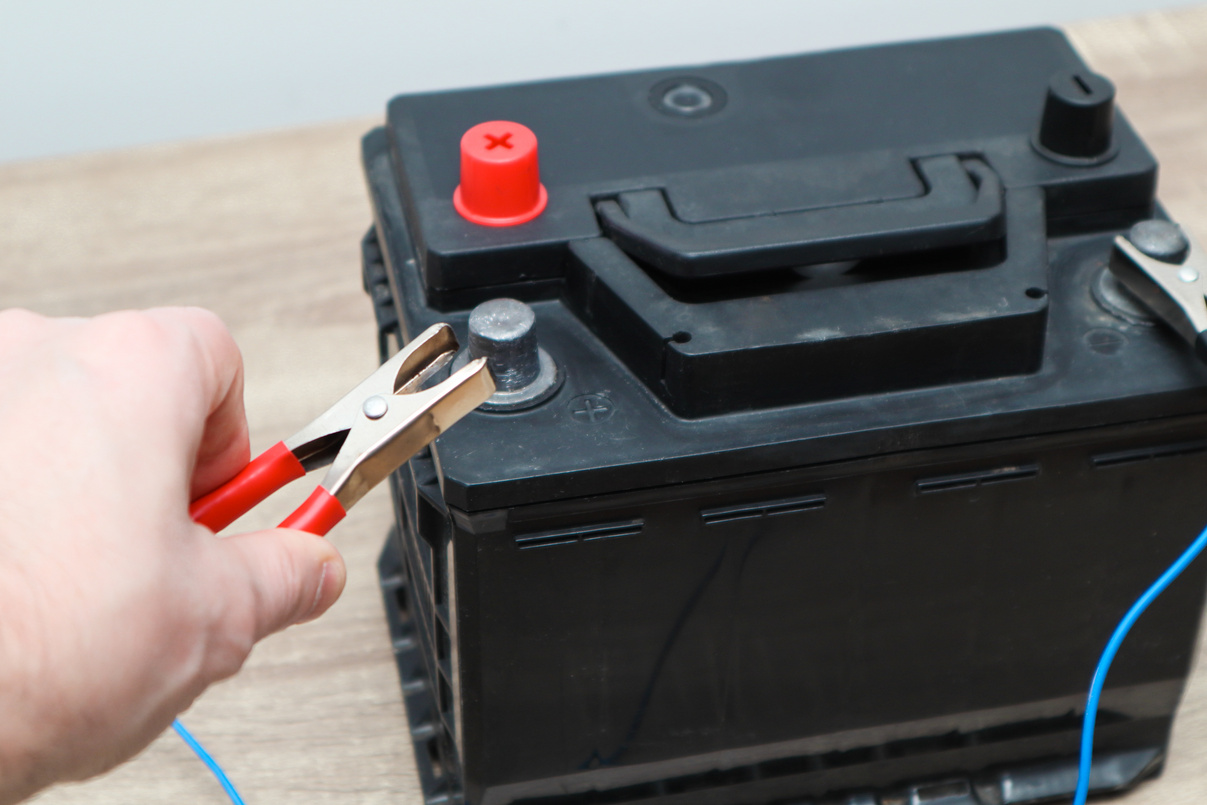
[282,323,491,472]
[1109,223,1207,361]
[320,353,493,510]
[288,323,493,511]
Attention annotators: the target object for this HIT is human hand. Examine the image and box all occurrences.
[0,307,346,803]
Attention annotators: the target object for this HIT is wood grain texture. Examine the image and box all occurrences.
[1,6,1205,803]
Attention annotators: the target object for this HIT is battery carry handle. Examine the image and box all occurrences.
[595,155,1004,278]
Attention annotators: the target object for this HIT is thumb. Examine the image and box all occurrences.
[217,529,347,641]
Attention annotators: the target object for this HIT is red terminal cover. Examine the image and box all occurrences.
[453,121,547,226]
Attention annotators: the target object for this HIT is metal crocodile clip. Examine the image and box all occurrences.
[1109,219,1207,362]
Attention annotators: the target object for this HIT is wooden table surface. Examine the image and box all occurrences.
[3,6,1207,803]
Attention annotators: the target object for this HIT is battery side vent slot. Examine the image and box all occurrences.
[514,519,644,550]
[916,464,1039,494]
[911,780,975,804]
[701,494,827,525]
[1092,439,1207,468]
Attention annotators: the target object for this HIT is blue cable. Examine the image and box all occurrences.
[1073,520,1207,805]
[172,719,246,805]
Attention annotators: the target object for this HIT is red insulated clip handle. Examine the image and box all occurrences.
[278,487,347,537]
[190,441,306,533]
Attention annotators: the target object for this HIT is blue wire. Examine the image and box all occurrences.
[172,719,246,805]
[1073,520,1207,805]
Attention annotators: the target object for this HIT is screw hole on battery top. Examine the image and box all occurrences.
[1026,287,1047,299]
[671,331,692,344]
[649,77,727,118]
[666,86,711,113]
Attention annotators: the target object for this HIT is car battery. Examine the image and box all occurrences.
[358,27,1207,805]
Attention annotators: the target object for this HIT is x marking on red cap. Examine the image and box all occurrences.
[484,132,513,150]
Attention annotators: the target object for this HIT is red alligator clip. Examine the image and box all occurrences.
[189,323,494,536]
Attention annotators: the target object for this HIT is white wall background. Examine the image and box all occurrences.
[0,0,1193,164]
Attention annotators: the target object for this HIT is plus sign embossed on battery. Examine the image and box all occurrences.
[570,394,614,423]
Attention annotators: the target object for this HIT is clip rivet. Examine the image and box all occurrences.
[362,395,389,420]
[1179,267,1200,283]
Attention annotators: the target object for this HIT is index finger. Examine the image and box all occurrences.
[143,307,251,501]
